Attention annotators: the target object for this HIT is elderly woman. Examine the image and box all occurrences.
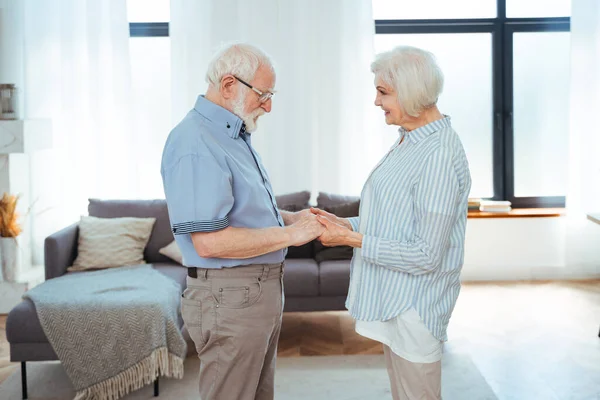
[312,46,471,399]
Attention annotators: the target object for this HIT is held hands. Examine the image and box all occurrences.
[309,208,351,229]
[286,207,360,248]
[310,207,352,247]
[289,208,313,224]
[286,213,325,246]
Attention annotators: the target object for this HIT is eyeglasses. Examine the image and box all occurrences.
[234,76,273,104]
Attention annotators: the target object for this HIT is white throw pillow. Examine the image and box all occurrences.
[68,216,156,271]
[159,240,183,265]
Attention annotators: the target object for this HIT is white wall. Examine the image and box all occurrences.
[2,0,598,281]
[462,216,600,281]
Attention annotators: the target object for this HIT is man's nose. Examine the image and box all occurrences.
[261,99,272,113]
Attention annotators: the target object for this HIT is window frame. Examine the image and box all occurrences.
[129,22,169,37]
[375,0,570,208]
[129,1,571,208]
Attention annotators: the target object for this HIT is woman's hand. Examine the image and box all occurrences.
[309,207,352,230]
[315,214,363,248]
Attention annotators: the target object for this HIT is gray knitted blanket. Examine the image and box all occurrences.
[24,265,187,400]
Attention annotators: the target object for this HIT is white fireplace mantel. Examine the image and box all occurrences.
[0,119,52,154]
[0,118,52,310]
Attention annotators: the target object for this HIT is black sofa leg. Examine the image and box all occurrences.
[154,377,159,397]
[21,362,28,399]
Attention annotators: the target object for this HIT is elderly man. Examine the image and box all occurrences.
[161,43,323,400]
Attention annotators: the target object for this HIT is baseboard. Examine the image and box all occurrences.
[461,264,600,282]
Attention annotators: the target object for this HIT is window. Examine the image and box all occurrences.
[127,0,170,198]
[375,33,495,198]
[127,0,169,37]
[373,0,497,19]
[127,0,570,207]
[127,0,170,22]
[506,0,571,18]
[512,32,570,198]
[375,0,570,207]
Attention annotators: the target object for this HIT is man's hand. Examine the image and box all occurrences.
[310,207,352,230]
[292,209,313,224]
[280,208,312,226]
[285,214,325,246]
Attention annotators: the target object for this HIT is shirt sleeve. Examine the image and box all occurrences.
[348,217,360,232]
[361,147,460,275]
[162,154,234,235]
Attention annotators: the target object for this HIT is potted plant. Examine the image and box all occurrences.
[0,193,22,282]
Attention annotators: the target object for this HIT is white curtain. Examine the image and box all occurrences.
[565,0,600,274]
[170,0,389,200]
[18,0,139,264]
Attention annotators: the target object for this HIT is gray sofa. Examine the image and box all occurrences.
[6,192,359,399]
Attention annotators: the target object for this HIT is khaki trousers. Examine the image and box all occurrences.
[383,345,442,400]
[181,263,284,400]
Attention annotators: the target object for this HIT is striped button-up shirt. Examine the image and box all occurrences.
[346,116,471,341]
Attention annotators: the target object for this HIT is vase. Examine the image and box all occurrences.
[0,236,19,282]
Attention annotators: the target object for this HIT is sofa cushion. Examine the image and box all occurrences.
[159,240,183,264]
[325,200,360,218]
[319,260,351,296]
[315,246,355,263]
[88,199,173,264]
[316,192,360,208]
[68,216,156,271]
[6,263,185,344]
[275,191,311,210]
[286,241,314,259]
[282,259,319,297]
[153,263,188,290]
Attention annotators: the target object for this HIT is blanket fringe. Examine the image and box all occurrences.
[74,347,185,400]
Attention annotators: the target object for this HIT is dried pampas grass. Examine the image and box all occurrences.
[0,193,22,237]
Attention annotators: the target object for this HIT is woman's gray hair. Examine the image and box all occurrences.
[371,46,444,117]
[205,42,275,86]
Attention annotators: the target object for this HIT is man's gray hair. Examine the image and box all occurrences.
[371,46,444,117]
[205,42,275,86]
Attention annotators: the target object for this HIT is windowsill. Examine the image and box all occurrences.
[587,214,600,225]
[468,208,566,219]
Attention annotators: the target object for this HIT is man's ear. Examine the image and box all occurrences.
[220,75,237,100]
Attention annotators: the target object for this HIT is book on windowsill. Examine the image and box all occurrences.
[479,200,512,213]
[468,198,482,210]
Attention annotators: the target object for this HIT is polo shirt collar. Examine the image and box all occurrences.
[193,95,247,139]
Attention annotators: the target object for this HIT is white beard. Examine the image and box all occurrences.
[232,93,265,133]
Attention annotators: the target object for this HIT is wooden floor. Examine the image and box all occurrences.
[278,310,385,357]
[1,280,599,399]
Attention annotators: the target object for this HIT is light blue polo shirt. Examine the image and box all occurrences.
[161,95,285,269]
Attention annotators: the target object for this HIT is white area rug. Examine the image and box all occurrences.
[0,352,497,399]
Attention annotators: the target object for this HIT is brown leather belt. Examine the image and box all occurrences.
[187,267,198,278]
